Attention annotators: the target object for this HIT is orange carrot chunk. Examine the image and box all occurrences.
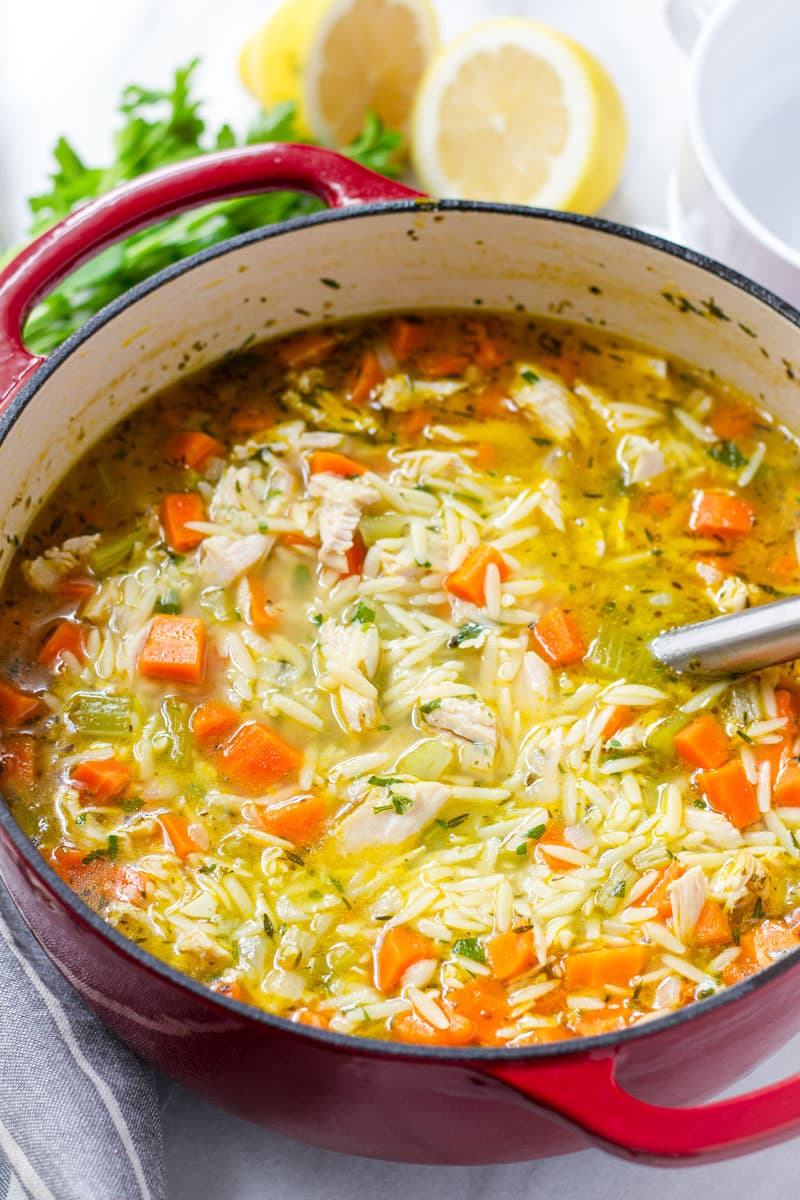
[191,702,240,747]
[674,714,730,770]
[468,321,509,371]
[709,401,755,441]
[531,822,579,871]
[158,813,203,859]
[309,450,367,477]
[689,490,754,537]
[530,607,587,667]
[0,736,36,790]
[49,845,147,906]
[348,351,385,406]
[639,861,684,919]
[213,980,247,1003]
[72,758,131,804]
[417,350,470,377]
[444,544,511,607]
[165,431,225,470]
[693,898,733,946]
[746,919,800,966]
[487,929,534,981]
[57,577,97,602]
[244,574,279,632]
[344,531,367,577]
[0,679,44,728]
[139,616,207,686]
[392,1011,475,1047]
[247,793,327,846]
[278,331,336,369]
[600,706,634,742]
[161,492,206,553]
[374,925,435,992]
[774,764,800,807]
[292,1007,330,1030]
[444,978,510,1046]
[38,620,85,669]
[563,945,650,992]
[219,722,303,793]
[389,318,427,365]
[698,759,760,829]
[572,1004,637,1038]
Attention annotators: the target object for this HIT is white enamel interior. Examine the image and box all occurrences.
[3,206,800,580]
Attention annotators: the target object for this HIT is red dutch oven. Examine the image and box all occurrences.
[2,143,800,1167]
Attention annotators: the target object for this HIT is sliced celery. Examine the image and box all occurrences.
[647,711,693,756]
[154,589,182,615]
[589,626,667,686]
[594,860,637,915]
[199,588,235,622]
[68,693,133,738]
[161,697,191,769]
[88,528,142,576]
[394,738,452,780]
[360,514,407,546]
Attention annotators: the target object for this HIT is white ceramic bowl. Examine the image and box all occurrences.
[668,0,800,305]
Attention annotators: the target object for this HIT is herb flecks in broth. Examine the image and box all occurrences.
[4,312,800,1047]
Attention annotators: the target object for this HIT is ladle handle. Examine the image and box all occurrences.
[650,595,800,677]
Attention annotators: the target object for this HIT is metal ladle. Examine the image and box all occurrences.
[650,596,800,677]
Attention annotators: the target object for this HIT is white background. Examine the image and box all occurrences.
[2,1,799,1196]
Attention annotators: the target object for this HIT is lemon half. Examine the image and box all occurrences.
[240,0,439,146]
[410,19,627,213]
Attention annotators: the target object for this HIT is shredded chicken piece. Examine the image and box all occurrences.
[317,619,381,733]
[706,575,758,615]
[669,864,708,942]
[307,473,379,572]
[511,373,586,444]
[422,696,497,772]
[711,848,774,913]
[22,534,101,592]
[617,435,666,484]
[174,928,232,965]
[199,533,272,588]
[377,375,467,412]
[338,781,449,851]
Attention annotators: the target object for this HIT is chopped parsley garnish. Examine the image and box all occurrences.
[708,440,748,469]
[420,699,441,715]
[82,834,118,865]
[350,600,375,625]
[262,913,274,938]
[447,622,485,648]
[368,776,402,787]
[453,937,486,963]
[521,368,540,384]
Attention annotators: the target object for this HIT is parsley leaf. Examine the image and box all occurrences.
[453,937,486,964]
[350,600,375,625]
[447,622,485,648]
[708,440,748,469]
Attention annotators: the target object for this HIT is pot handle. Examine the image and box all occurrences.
[486,1052,800,1163]
[0,143,424,406]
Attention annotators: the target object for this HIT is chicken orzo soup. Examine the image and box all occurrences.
[4,311,800,1046]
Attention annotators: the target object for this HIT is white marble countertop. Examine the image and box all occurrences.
[2,0,799,1195]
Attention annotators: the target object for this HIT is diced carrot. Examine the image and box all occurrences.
[37,620,85,669]
[563,945,650,992]
[694,554,735,584]
[531,823,578,872]
[281,531,318,549]
[639,492,674,518]
[770,552,799,583]
[639,861,684,919]
[229,409,273,434]
[468,321,509,371]
[722,951,757,987]
[777,688,798,733]
[49,845,147,907]
[138,616,207,686]
[674,714,730,770]
[0,679,43,728]
[165,431,225,470]
[278,331,336,369]
[571,1004,637,1038]
[160,492,206,553]
[531,983,568,1016]
[0,735,36,790]
[472,442,496,469]
[689,490,754,537]
[444,978,511,1046]
[403,407,432,439]
[389,318,427,364]
[309,450,367,477]
[244,574,279,632]
[158,812,203,858]
[745,920,800,967]
[374,925,435,992]
[507,1026,574,1046]
[697,759,760,829]
[219,721,303,794]
[292,1007,330,1030]
[247,793,327,846]
[487,929,534,981]
[600,706,634,742]
[774,764,800,806]
[530,607,587,667]
[212,980,247,1003]
[417,350,470,378]
[392,1011,475,1046]
[693,898,732,946]
[344,531,367,577]
[709,401,755,441]
[348,351,385,406]
[191,702,240,747]
[72,758,131,803]
[474,380,508,418]
[57,577,97,602]
[444,544,511,607]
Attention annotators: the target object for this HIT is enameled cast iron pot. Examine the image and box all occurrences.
[2,144,800,1168]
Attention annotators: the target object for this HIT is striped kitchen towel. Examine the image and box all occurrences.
[0,882,165,1200]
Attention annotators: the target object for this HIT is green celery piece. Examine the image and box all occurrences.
[69,693,133,738]
[394,738,452,780]
[88,528,142,576]
[589,625,666,686]
[161,697,191,769]
[647,711,693,756]
[594,861,637,916]
[154,589,182,615]
[360,514,408,545]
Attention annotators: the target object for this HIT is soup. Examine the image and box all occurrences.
[3,311,800,1047]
